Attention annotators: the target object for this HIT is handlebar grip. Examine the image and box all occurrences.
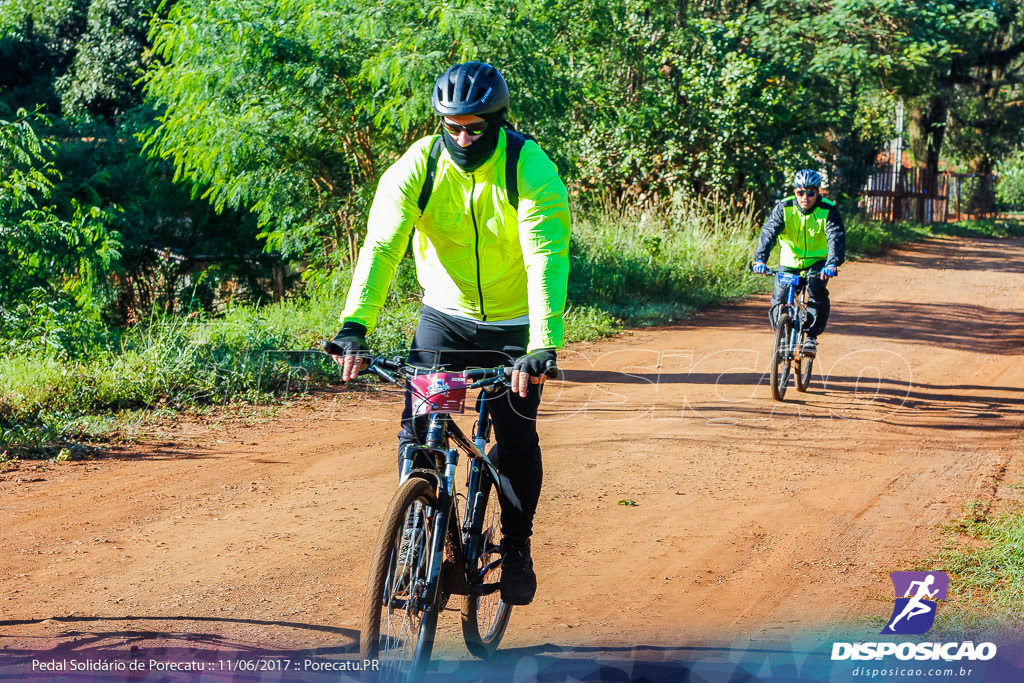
[321,338,372,357]
[543,361,559,379]
[501,364,559,379]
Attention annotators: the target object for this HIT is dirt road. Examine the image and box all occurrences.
[2,236,1023,680]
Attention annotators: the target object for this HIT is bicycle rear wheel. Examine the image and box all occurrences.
[461,474,512,658]
[795,348,813,392]
[361,477,441,682]
[771,313,794,401]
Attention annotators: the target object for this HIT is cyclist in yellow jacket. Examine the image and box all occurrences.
[752,169,845,358]
[328,61,571,606]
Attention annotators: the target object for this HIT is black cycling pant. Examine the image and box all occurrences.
[398,306,542,539]
[769,260,832,338]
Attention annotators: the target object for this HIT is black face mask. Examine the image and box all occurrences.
[441,112,503,172]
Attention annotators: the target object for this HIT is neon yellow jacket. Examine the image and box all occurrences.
[753,196,846,269]
[341,130,571,351]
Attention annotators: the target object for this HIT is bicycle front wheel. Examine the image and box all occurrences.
[360,477,441,682]
[461,473,512,658]
[771,313,793,401]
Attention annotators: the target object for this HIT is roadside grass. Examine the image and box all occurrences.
[912,459,1024,638]
[845,215,1024,256]
[569,194,764,327]
[2,211,1021,458]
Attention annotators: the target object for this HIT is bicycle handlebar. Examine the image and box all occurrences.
[749,262,836,280]
[749,262,779,276]
[319,342,559,385]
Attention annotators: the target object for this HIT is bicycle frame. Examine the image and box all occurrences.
[350,351,551,676]
[772,270,810,359]
[776,271,807,334]
[367,361,514,614]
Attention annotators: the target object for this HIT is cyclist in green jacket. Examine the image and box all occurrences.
[752,169,845,358]
[328,61,571,606]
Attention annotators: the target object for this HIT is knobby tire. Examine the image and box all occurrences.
[360,477,441,682]
[461,473,512,658]
[771,313,793,401]
[796,351,813,392]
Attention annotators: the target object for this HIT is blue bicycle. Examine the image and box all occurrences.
[758,267,814,401]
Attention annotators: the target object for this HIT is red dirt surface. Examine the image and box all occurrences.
[2,236,1022,678]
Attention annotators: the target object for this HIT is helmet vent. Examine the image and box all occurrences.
[432,61,510,116]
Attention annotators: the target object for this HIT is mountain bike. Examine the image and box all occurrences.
[330,351,556,681]
[756,267,814,401]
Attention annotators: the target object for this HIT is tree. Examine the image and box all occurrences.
[942,1,1024,212]
[56,0,166,120]
[996,148,1024,210]
[0,109,122,350]
[0,0,89,114]
[143,0,376,267]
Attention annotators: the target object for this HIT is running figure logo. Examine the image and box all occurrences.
[882,571,949,634]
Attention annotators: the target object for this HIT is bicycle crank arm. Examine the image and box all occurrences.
[468,582,502,597]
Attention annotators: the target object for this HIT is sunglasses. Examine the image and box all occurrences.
[795,189,818,197]
[441,119,489,137]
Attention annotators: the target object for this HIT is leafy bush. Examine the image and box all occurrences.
[997,149,1024,211]
[0,109,124,352]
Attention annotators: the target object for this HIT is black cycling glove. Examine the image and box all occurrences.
[513,348,557,378]
[326,321,368,356]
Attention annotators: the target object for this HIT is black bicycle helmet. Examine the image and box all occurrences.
[432,61,510,117]
[793,169,822,189]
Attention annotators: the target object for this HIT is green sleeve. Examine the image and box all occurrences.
[340,137,432,332]
[515,142,572,351]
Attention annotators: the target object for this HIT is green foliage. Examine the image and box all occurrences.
[143,0,373,266]
[0,0,89,112]
[138,0,1017,252]
[997,149,1024,210]
[925,497,1024,635]
[744,0,1003,202]
[0,108,124,350]
[1,1,267,334]
[52,112,273,322]
[56,0,165,119]
[0,107,57,209]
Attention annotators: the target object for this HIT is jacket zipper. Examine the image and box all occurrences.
[803,212,808,261]
[469,174,486,320]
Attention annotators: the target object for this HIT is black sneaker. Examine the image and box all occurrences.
[802,337,818,358]
[499,537,536,605]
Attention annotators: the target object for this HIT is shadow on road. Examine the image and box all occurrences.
[545,369,1021,431]
[875,236,1024,274]
[830,302,1024,355]
[0,613,358,658]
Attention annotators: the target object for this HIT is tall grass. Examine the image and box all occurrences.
[4,210,1020,456]
[569,194,763,326]
[844,215,1024,256]
[0,269,422,454]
